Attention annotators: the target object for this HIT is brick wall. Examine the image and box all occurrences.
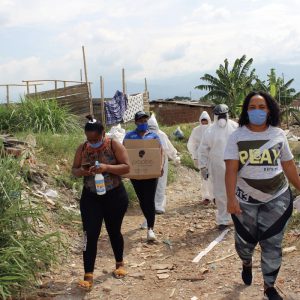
[150,102,214,125]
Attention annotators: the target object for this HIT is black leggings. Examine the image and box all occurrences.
[80,184,128,273]
[131,178,158,229]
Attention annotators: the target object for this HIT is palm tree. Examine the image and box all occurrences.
[253,68,300,105]
[253,69,300,127]
[195,55,256,117]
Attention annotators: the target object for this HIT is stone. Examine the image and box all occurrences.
[199,267,209,274]
[283,246,297,254]
[157,273,170,279]
[103,285,112,292]
[129,272,145,279]
[151,264,173,270]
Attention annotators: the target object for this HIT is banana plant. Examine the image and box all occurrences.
[195,55,256,117]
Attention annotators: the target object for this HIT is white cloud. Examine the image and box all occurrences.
[1,0,300,99]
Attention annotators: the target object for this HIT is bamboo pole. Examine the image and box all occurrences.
[0,84,42,87]
[100,76,105,126]
[26,81,30,94]
[22,79,90,84]
[82,45,94,115]
[122,68,126,94]
[6,85,9,105]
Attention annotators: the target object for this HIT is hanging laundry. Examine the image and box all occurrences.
[123,93,144,123]
[105,90,128,125]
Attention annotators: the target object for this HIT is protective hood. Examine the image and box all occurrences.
[199,111,212,125]
[148,114,178,159]
[187,111,212,160]
[148,114,159,131]
[213,113,229,124]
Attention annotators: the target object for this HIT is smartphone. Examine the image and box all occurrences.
[82,162,91,169]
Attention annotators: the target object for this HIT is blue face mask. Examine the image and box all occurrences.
[88,140,103,149]
[137,123,148,132]
[248,109,267,125]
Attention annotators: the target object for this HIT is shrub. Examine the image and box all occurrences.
[0,157,62,299]
[0,97,80,134]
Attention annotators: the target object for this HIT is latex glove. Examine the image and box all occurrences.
[174,156,181,165]
[200,167,209,180]
[193,159,199,169]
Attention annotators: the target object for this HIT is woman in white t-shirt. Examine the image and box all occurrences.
[224,91,300,300]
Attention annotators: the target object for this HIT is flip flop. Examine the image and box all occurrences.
[113,266,127,279]
[78,273,93,290]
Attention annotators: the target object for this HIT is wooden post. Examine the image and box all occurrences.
[6,85,9,105]
[122,68,126,94]
[100,76,105,126]
[63,81,66,88]
[34,84,38,94]
[144,78,148,92]
[26,81,30,94]
[54,80,57,90]
[80,69,83,82]
[82,45,94,115]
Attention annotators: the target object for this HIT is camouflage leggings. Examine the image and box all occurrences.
[232,188,293,287]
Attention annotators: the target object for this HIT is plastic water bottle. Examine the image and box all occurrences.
[94,161,106,195]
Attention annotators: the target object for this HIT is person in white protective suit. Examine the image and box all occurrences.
[198,104,238,230]
[148,114,180,214]
[187,111,214,205]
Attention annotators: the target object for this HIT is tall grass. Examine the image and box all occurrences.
[0,157,62,299]
[0,97,80,133]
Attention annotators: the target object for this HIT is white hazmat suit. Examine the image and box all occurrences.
[187,111,213,201]
[148,114,179,213]
[199,115,238,225]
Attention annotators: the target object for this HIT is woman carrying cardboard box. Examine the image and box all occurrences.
[124,111,163,242]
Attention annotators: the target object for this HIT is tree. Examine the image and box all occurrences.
[195,55,256,117]
[253,68,300,106]
[253,69,300,127]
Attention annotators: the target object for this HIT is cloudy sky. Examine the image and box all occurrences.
[1,0,300,101]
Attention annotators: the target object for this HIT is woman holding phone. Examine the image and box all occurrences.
[72,116,130,290]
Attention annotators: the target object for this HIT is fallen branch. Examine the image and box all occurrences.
[206,253,235,264]
[177,276,205,282]
[275,284,287,297]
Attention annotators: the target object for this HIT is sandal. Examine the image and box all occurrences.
[78,273,93,290]
[113,262,127,279]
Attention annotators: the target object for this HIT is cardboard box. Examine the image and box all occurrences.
[123,139,162,179]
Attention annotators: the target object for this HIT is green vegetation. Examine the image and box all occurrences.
[0,157,62,299]
[196,55,256,117]
[0,97,80,133]
[160,122,196,170]
[196,56,300,118]
[254,68,300,105]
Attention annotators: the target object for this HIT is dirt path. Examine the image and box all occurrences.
[39,166,300,300]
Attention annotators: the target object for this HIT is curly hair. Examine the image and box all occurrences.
[238,91,280,127]
[84,115,104,134]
